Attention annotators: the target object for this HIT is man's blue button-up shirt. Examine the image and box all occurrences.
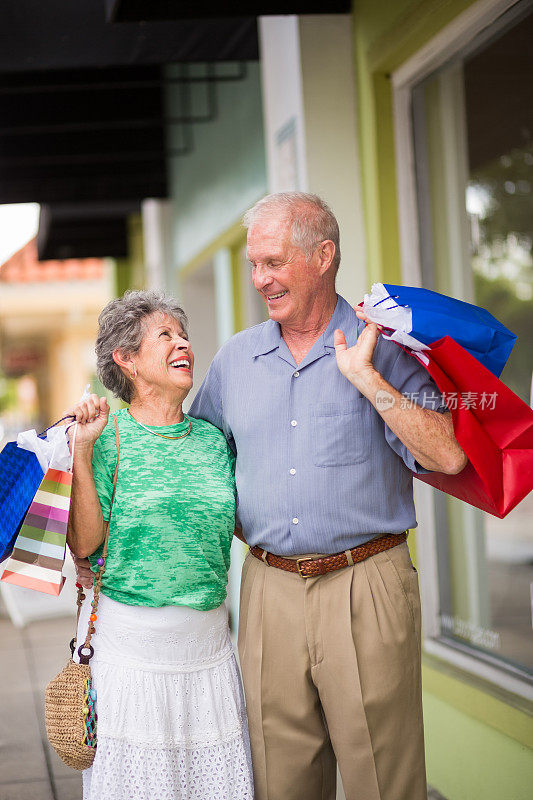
[190,295,444,556]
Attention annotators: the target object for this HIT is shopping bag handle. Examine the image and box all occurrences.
[37,414,77,473]
[37,414,75,439]
[372,292,409,311]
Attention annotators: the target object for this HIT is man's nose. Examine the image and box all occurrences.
[253,265,272,290]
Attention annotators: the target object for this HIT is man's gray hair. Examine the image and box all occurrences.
[96,290,188,404]
[243,192,341,273]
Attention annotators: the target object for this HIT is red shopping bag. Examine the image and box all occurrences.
[407,336,533,518]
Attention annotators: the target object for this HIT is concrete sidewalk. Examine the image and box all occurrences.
[0,614,81,800]
[0,612,446,800]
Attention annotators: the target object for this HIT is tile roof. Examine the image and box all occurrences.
[0,238,104,283]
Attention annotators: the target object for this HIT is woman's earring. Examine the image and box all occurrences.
[130,368,137,380]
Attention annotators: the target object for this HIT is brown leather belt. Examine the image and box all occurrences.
[249,532,407,579]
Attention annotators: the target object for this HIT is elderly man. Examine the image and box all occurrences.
[189,193,466,800]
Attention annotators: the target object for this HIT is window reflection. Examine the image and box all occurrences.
[413,7,533,676]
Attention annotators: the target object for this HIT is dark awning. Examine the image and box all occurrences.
[1,0,355,260]
[37,202,138,260]
[106,0,351,22]
[0,0,256,216]
[1,1,258,73]
[0,64,169,206]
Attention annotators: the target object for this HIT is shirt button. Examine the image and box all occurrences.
[291,420,298,427]
[292,517,299,525]
[289,468,296,475]
[293,371,300,377]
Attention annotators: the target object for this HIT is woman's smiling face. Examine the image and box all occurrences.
[131,313,194,399]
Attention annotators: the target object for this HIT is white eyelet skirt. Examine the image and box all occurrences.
[75,592,254,800]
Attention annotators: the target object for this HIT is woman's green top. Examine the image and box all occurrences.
[88,408,236,610]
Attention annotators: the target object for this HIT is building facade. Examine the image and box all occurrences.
[0,1,530,795]
[153,2,532,797]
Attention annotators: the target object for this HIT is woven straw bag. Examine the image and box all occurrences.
[45,659,95,770]
[45,416,119,770]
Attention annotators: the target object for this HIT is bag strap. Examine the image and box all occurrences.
[71,415,120,665]
[39,414,75,438]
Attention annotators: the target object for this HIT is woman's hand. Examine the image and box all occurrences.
[67,394,109,448]
[71,553,95,589]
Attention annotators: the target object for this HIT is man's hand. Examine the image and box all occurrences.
[334,315,381,393]
[334,308,466,474]
[71,553,95,589]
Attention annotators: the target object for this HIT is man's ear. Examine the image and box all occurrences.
[317,240,336,275]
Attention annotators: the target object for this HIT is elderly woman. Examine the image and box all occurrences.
[67,290,253,800]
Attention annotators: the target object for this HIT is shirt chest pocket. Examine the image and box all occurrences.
[312,400,368,467]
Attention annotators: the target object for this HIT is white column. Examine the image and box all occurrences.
[258,15,367,304]
[213,247,235,346]
[259,16,308,193]
[142,199,172,291]
[213,246,246,634]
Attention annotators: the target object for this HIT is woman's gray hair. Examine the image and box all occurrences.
[243,192,341,273]
[96,290,188,403]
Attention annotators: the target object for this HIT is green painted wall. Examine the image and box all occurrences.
[352,1,533,797]
[424,692,533,800]
[166,63,267,278]
[353,0,479,283]
[115,213,145,296]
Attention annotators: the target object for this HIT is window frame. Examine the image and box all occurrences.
[392,0,533,702]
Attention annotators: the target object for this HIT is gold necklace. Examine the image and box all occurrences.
[127,409,192,440]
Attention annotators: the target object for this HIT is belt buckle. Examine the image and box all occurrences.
[296,557,313,578]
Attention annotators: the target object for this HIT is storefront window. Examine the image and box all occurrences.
[412,6,533,678]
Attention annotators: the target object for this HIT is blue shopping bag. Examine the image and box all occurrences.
[382,284,516,377]
[0,442,44,562]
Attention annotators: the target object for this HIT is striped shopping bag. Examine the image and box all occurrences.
[1,466,72,595]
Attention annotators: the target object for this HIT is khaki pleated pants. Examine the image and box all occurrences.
[238,540,426,800]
